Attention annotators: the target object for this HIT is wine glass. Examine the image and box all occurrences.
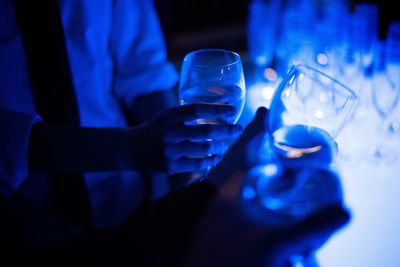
[278,7,316,74]
[242,64,358,267]
[368,35,400,162]
[351,4,379,135]
[327,12,366,165]
[269,64,358,141]
[337,13,363,92]
[247,0,280,68]
[179,49,246,179]
[355,3,379,77]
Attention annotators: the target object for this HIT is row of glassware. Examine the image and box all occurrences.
[246,0,400,164]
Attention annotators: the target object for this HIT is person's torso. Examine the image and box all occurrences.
[1,0,146,248]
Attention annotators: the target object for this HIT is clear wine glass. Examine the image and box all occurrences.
[355,3,379,76]
[247,0,280,68]
[337,13,363,92]
[331,12,365,165]
[179,49,246,179]
[269,64,358,140]
[369,36,400,162]
[242,64,358,267]
[354,4,380,135]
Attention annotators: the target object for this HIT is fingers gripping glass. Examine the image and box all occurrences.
[179,49,246,179]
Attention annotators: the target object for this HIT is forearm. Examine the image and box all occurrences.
[28,123,138,173]
[128,89,177,124]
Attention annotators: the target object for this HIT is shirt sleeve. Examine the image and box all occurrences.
[0,109,41,198]
[110,0,178,106]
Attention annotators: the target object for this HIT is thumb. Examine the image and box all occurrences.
[240,107,268,142]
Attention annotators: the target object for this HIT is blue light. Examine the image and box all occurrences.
[242,186,257,199]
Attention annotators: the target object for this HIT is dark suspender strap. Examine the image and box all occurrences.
[13,0,91,230]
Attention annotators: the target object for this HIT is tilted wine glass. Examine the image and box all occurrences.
[242,64,358,267]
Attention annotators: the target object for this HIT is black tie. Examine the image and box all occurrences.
[13,0,91,230]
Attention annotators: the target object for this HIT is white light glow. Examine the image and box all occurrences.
[256,56,267,65]
[315,109,324,119]
[262,163,279,177]
[261,86,275,101]
[284,89,291,97]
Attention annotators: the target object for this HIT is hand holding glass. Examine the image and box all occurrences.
[179,49,246,178]
[242,64,358,267]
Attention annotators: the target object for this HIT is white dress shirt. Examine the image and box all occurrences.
[0,0,178,248]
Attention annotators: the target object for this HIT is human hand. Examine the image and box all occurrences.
[130,103,243,174]
[205,106,268,187]
[185,107,350,266]
[185,171,351,267]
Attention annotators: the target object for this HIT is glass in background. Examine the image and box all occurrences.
[314,0,349,78]
[383,20,400,136]
[350,3,380,119]
[337,13,363,94]
[247,0,281,70]
[332,12,367,165]
[385,21,400,152]
[334,3,380,165]
[355,3,380,78]
[275,0,317,76]
[246,0,282,117]
[368,23,400,163]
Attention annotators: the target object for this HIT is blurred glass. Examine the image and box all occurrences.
[275,0,317,76]
[355,3,379,77]
[368,27,400,162]
[334,12,366,146]
[284,11,314,64]
[314,0,349,77]
[247,0,281,68]
[337,13,363,92]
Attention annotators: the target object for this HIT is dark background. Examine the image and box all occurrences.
[155,0,248,62]
[154,0,400,62]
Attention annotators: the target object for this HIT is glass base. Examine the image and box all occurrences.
[336,151,360,166]
[366,146,398,164]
